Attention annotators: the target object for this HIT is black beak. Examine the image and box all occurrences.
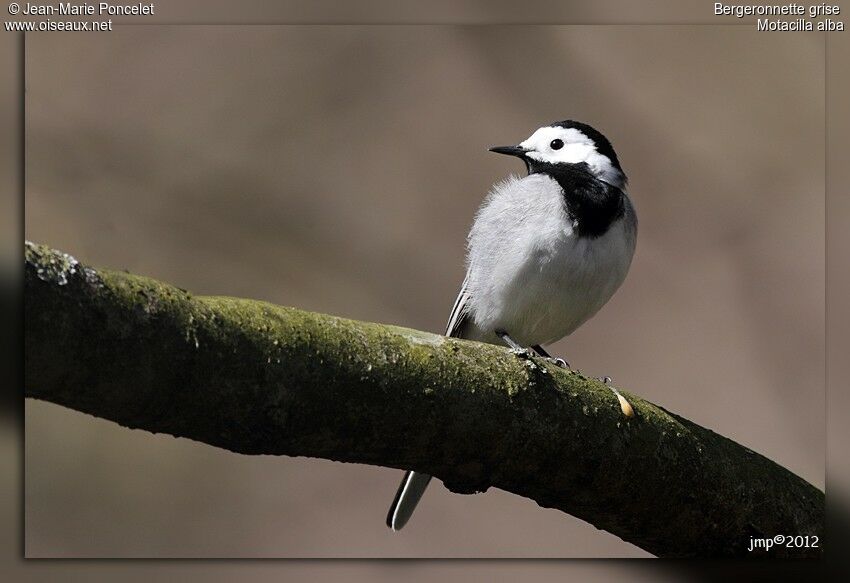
[488,145,529,159]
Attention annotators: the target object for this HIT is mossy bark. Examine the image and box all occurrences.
[24,242,824,557]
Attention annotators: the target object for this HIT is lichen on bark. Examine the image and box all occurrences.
[24,242,824,558]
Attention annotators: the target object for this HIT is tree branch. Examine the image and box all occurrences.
[24,242,823,557]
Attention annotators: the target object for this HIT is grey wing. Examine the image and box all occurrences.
[444,274,472,339]
[385,276,471,531]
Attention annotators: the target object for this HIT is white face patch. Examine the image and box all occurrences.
[519,126,624,188]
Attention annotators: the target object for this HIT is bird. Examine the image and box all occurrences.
[385,120,638,531]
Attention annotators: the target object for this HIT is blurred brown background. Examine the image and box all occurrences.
[24,26,824,558]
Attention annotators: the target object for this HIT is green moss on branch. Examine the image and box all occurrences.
[24,242,824,557]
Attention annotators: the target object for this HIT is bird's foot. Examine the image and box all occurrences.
[495,329,523,351]
[530,344,570,369]
[543,356,570,369]
[597,376,634,418]
[509,347,533,359]
[497,331,546,369]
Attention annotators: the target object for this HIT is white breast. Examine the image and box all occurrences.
[462,173,635,346]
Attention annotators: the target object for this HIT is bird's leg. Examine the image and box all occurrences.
[531,344,570,369]
[495,329,531,358]
[597,376,635,418]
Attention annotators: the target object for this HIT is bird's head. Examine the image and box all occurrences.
[490,120,626,188]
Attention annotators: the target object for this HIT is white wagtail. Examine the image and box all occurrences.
[386,120,637,531]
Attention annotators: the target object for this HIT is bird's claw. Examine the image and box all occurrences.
[510,347,533,359]
[546,357,570,369]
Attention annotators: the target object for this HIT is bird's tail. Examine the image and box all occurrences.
[386,471,432,531]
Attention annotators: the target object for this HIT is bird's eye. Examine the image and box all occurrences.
[550,139,564,150]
